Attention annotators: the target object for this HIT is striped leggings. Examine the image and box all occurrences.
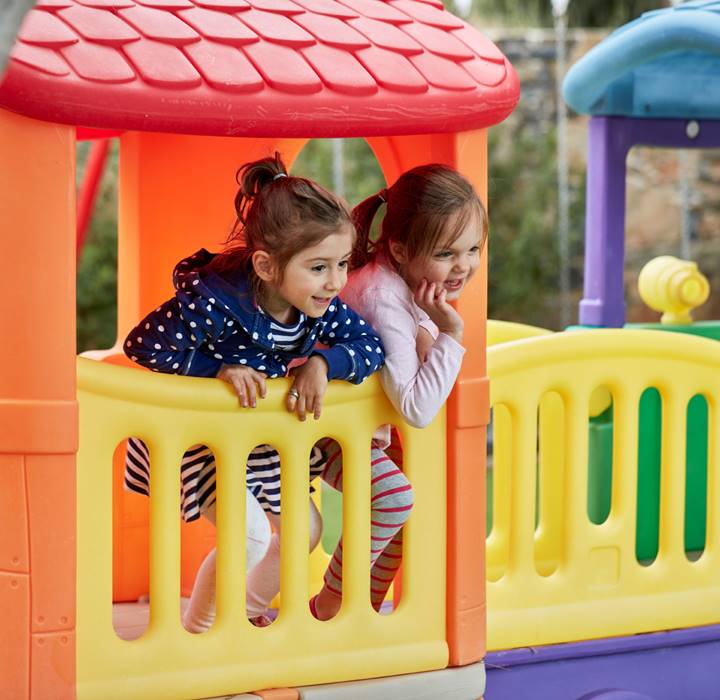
[318,438,413,610]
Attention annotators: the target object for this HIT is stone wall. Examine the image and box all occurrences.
[485,27,720,324]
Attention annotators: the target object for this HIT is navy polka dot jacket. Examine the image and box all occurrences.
[124,249,385,382]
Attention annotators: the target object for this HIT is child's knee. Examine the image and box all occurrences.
[374,471,414,523]
[246,491,272,569]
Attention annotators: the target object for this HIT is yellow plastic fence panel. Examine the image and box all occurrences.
[76,359,447,700]
[486,319,553,347]
[486,329,720,650]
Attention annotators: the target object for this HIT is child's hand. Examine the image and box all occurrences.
[414,279,464,343]
[217,364,267,408]
[286,356,329,421]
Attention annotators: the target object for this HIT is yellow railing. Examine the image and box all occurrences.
[76,358,447,700]
[487,329,720,650]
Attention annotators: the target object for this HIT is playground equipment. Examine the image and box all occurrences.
[0,1,518,698]
[483,3,720,698]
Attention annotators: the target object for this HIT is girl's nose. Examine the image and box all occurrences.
[326,270,342,291]
[453,259,469,274]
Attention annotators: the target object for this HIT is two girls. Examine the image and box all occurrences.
[124,154,386,630]
[124,155,486,626]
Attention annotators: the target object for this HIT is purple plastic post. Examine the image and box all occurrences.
[580,116,720,328]
[580,117,633,327]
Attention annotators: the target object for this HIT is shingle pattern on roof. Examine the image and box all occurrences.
[1,0,519,136]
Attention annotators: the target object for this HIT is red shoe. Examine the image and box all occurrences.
[249,614,273,627]
[309,595,319,620]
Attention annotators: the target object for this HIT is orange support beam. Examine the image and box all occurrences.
[0,109,77,699]
[447,130,489,667]
[367,131,489,667]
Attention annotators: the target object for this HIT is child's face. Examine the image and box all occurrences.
[275,226,354,318]
[400,212,483,302]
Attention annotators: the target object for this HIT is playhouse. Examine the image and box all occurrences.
[0,1,518,698]
[484,3,720,698]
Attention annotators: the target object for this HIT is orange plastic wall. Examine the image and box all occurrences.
[0,109,77,699]
[112,131,489,666]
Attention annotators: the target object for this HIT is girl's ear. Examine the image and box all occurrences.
[252,250,276,283]
[388,240,408,265]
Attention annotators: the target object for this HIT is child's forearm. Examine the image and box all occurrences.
[123,298,221,376]
[382,333,465,428]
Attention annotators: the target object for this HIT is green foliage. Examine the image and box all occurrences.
[468,0,661,27]
[487,126,585,329]
[291,138,386,206]
[76,141,118,352]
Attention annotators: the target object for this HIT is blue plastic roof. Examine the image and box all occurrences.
[563,1,720,118]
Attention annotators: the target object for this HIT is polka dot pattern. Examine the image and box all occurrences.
[124,248,384,383]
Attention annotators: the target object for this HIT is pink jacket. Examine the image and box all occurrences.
[342,257,465,440]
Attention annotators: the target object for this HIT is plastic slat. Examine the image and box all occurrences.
[245,0,302,14]
[61,40,135,80]
[388,0,463,29]
[136,0,193,8]
[401,21,474,61]
[462,56,506,88]
[194,0,249,9]
[336,0,411,24]
[185,41,263,92]
[18,10,79,48]
[118,5,200,45]
[124,38,202,87]
[10,43,71,75]
[451,24,506,63]
[34,0,73,9]
[291,12,369,50]
[178,7,258,45]
[76,0,135,10]
[291,0,357,19]
[301,43,377,95]
[239,8,315,47]
[409,51,476,91]
[57,5,140,45]
[355,45,427,93]
[348,16,421,55]
[76,0,134,8]
[243,41,322,93]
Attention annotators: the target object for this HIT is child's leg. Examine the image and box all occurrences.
[246,498,322,618]
[369,531,403,611]
[183,489,271,633]
[314,443,413,620]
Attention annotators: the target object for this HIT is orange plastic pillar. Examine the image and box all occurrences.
[0,109,77,698]
[114,134,309,599]
[368,131,489,667]
[447,130,488,666]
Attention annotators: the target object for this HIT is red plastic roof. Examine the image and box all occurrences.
[0,0,519,137]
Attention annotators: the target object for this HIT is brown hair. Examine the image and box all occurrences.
[209,152,353,291]
[351,164,487,269]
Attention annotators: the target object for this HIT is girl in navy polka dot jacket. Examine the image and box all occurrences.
[123,153,384,632]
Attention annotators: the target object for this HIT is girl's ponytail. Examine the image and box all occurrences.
[353,164,486,269]
[351,189,386,269]
[212,151,352,284]
[234,152,287,228]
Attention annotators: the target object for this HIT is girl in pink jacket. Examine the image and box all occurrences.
[311,164,487,621]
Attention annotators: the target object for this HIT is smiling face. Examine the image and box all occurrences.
[391,208,483,302]
[259,225,355,321]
